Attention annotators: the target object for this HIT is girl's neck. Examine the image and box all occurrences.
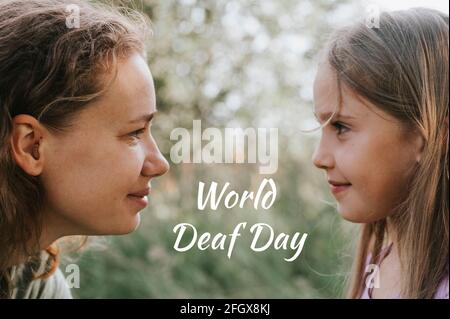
[386,217,399,246]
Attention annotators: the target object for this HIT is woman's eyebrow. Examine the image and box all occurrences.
[128,112,157,124]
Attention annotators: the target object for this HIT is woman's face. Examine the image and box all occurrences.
[312,63,422,223]
[40,53,169,236]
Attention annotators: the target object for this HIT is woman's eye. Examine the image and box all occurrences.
[331,121,350,135]
[128,127,146,139]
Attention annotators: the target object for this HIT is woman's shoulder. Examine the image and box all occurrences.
[11,250,72,299]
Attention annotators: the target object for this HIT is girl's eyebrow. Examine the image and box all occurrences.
[128,111,157,124]
[314,111,355,123]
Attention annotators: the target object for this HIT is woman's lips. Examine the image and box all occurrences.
[127,194,149,208]
[127,188,150,208]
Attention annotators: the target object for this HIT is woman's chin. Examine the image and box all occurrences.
[117,214,141,234]
[88,214,141,236]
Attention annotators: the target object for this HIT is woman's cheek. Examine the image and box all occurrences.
[122,146,146,175]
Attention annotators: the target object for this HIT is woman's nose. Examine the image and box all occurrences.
[142,137,170,178]
[312,139,334,170]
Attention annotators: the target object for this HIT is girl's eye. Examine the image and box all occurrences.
[331,121,350,135]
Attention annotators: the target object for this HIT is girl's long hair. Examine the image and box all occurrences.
[326,8,448,299]
[0,0,150,298]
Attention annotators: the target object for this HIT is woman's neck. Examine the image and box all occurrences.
[7,216,62,269]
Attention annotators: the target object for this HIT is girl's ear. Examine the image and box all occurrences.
[10,114,46,176]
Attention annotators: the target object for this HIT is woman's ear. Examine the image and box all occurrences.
[10,114,46,176]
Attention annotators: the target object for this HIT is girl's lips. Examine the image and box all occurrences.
[328,181,352,194]
[330,184,351,194]
[127,194,149,208]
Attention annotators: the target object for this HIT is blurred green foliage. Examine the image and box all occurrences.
[61,0,365,298]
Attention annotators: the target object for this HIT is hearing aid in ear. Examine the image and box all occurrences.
[32,143,40,160]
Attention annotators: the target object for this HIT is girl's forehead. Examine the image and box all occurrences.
[314,66,376,121]
[314,63,337,92]
[313,64,340,111]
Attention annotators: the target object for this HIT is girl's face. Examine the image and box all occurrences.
[40,53,169,236]
[312,63,422,223]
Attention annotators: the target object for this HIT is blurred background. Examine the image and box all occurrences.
[61,0,449,298]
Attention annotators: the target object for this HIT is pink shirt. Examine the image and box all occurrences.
[360,243,449,299]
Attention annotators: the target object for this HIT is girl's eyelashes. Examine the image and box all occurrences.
[331,121,350,135]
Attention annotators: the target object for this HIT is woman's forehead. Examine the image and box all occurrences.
[107,54,155,109]
[80,55,157,126]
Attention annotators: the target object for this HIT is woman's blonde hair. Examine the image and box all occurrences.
[325,8,448,298]
[0,0,150,298]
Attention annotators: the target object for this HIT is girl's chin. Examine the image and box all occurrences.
[337,204,367,223]
[338,205,384,224]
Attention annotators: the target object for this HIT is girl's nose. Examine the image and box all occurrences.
[312,139,334,170]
